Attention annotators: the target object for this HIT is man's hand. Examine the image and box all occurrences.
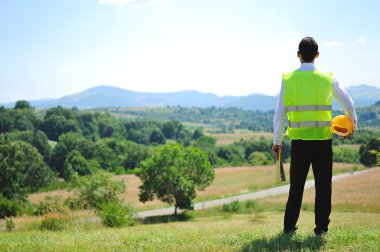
[272,144,282,161]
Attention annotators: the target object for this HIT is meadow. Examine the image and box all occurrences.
[28,163,360,211]
[0,167,379,251]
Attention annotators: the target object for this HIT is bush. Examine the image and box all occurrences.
[142,211,194,224]
[222,201,241,213]
[5,218,15,231]
[71,171,126,210]
[249,151,273,166]
[333,146,359,163]
[34,196,69,216]
[0,197,22,218]
[99,201,135,227]
[64,196,86,211]
[359,137,380,167]
[39,213,66,231]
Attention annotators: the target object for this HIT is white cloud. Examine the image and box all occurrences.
[322,40,343,48]
[97,0,166,8]
[356,37,367,45]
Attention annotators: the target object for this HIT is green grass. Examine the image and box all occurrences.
[3,166,377,251]
[1,211,379,251]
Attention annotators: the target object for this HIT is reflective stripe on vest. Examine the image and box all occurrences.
[285,105,332,112]
[289,121,331,128]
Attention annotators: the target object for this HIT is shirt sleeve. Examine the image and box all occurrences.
[273,80,287,145]
[332,76,358,129]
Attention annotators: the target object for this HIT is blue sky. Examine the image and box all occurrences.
[1,0,379,102]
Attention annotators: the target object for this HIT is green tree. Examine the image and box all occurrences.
[14,100,31,110]
[216,145,245,165]
[39,107,81,141]
[149,129,166,145]
[0,140,55,200]
[192,128,203,140]
[0,130,52,163]
[359,137,380,167]
[62,150,98,179]
[137,144,214,215]
[50,133,95,177]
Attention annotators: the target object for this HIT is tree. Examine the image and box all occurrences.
[14,100,31,110]
[62,150,98,179]
[136,144,214,215]
[0,140,55,200]
[149,129,166,145]
[50,133,95,177]
[359,137,380,167]
[192,128,203,140]
[216,145,245,165]
[39,107,81,141]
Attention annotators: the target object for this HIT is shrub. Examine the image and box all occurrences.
[99,201,135,228]
[39,213,66,231]
[64,196,86,211]
[142,211,194,224]
[249,151,273,166]
[0,197,22,218]
[222,201,241,213]
[71,171,126,210]
[34,196,69,216]
[5,218,15,231]
[333,146,359,163]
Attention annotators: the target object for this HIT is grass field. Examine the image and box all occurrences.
[1,167,379,251]
[28,163,361,211]
[205,130,273,145]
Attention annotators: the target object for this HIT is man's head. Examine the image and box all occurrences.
[298,37,319,63]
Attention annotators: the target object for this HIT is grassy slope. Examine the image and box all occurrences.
[2,167,379,251]
[205,130,273,145]
[28,163,361,210]
[0,212,379,251]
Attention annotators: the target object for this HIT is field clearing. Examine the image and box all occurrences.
[261,166,380,213]
[4,167,380,251]
[29,163,361,211]
[206,130,273,145]
[336,144,361,150]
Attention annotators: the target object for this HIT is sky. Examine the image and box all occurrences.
[1,0,379,102]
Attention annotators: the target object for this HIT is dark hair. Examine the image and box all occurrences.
[298,37,318,62]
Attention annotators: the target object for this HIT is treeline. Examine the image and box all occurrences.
[1,100,378,203]
[103,106,274,132]
[102,102,380,139]
[0,101,279,192]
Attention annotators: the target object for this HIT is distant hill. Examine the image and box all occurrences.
[2,84,380,110]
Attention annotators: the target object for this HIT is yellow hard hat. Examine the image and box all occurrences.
[331,115,354,137]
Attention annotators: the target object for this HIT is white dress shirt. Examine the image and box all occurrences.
[273,63,358,145]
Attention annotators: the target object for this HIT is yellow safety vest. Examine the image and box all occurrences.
[283,70,333,140]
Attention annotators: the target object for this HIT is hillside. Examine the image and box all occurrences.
[2,84,379,110]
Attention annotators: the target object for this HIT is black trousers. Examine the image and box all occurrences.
[284,139,333,231]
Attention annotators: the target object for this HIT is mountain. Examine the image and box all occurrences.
[345,84,380,107]
[2,84,380,110]
[24,86,222,109]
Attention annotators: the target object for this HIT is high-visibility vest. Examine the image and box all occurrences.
[283,70,333,140]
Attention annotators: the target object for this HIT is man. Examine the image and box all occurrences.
[272,37,357,235]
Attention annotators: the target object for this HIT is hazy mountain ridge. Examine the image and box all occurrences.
[2,84,379,110]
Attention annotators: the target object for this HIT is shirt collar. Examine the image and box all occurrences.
[298,63,316,71]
